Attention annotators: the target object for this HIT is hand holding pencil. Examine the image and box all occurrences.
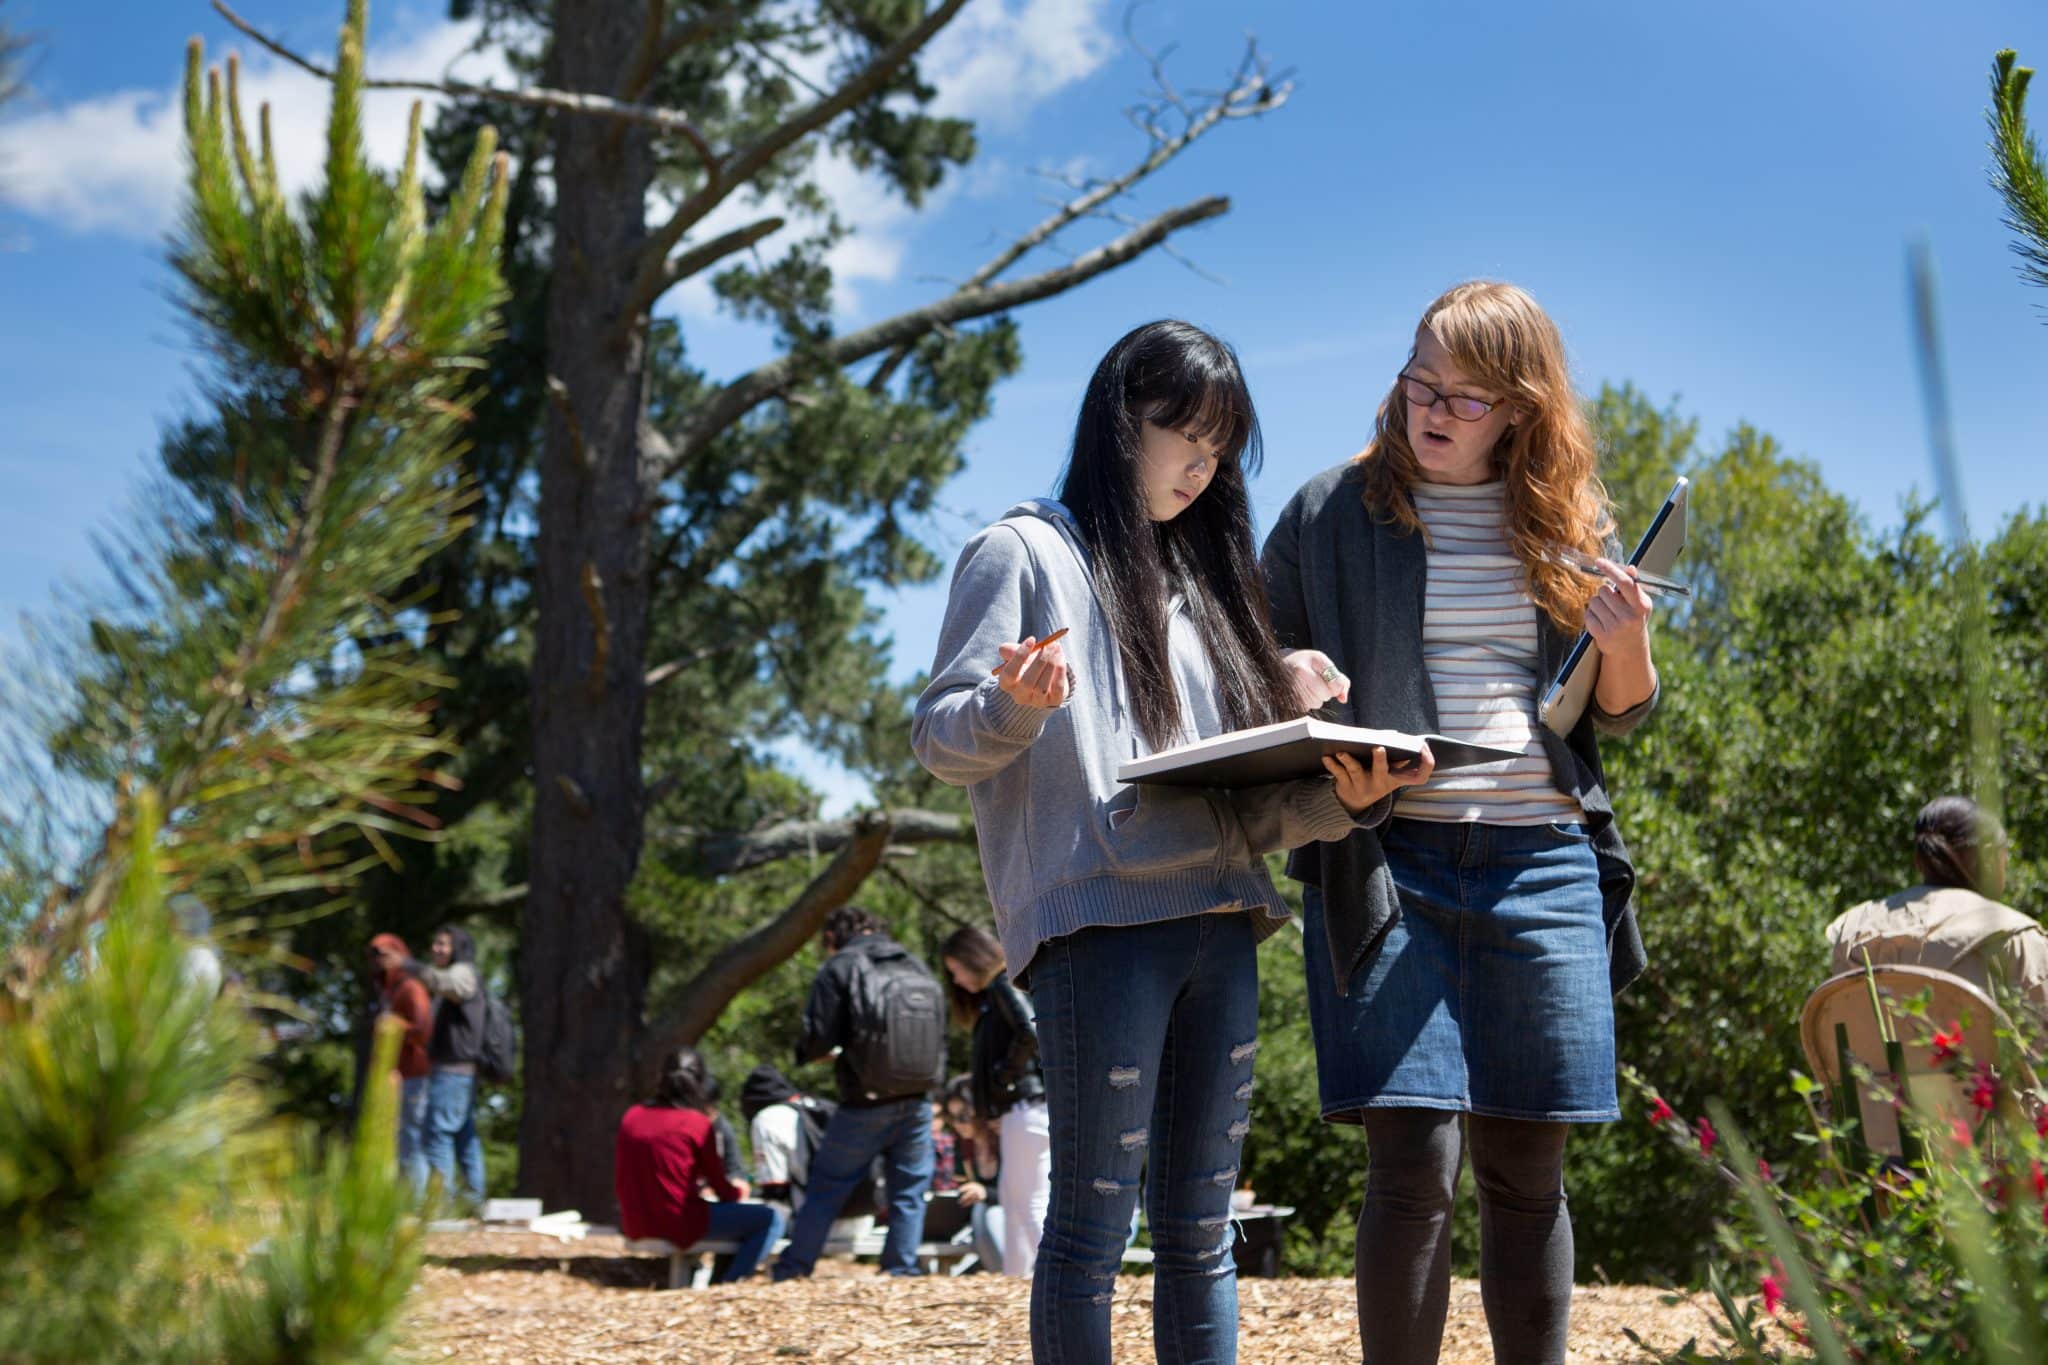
[993,628,1071,709]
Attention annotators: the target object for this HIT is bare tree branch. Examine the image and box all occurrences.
[669,194,1230,470]
[665,807,971,877]
[627,0,974,321]
[642,808,895,1058]
[619,2,749,103]
[210,1,719,168]
[671,213,786,285]
[866,26,1291,392]
[643,636,748,690]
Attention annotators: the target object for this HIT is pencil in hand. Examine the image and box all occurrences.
[1557,553,1691,598]
[990,627,1069,676]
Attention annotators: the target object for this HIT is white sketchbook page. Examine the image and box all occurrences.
[1115,718,1517,784]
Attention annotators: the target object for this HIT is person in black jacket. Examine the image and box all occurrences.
[770,906,942,1281]
[408,925,487,1208]
[942,924,1050,1277]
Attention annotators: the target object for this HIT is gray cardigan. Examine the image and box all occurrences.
[912,499,1366,982]
[1260,462,1656,998]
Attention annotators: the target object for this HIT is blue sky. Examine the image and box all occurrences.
[3,0,2046,813]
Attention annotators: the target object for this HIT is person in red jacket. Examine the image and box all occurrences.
[367,933,434,1192]
[616,1048,786,1283]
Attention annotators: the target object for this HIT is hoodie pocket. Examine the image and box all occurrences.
[1099,782,1234,876]
[1104,784,1144,832]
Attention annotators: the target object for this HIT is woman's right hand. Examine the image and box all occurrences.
[995,635,1071,709]
[1282,648,1349,712]
[1324,745,1434,817]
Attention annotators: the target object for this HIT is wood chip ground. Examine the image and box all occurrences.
[407,1230,1721,1363]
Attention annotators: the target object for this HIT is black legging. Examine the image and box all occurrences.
[1355,1109,1572,1365]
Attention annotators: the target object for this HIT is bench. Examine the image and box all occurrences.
[623,1231,975,1289]
[623,1205,1294,1288]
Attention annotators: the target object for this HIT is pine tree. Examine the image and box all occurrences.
[1992,50,2048,299]
[0,2,506,1356]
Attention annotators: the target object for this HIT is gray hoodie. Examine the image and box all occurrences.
[911,499,1363,982]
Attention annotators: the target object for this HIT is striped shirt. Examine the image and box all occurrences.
[1395,481,1582,827]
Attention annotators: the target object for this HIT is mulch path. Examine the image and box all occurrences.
[407,1230,1722,1363]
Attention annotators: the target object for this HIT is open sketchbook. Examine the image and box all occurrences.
[1538,476,1691,736]
[1115,717,1522,790]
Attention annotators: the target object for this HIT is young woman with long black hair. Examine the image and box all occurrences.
[913,320,1429,1363]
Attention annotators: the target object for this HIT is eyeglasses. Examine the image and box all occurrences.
[1398,373,1498,422]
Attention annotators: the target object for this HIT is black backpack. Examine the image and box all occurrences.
[476,992,518,1085]
[843,950,944,1099]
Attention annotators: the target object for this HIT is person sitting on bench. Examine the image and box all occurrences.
[615,1048,784,1283]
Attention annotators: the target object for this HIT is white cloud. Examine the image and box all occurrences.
[924,0,1116,124]
[0,16,511,239]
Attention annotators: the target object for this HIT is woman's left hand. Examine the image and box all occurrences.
[1324,745,1433,816]
[958,1181,988,1207]
[1583,557,1654,655]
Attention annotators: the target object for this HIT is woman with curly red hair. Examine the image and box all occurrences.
[1262,281,1661,1364]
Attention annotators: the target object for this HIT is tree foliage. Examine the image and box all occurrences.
[0,2,506,1353]
[1992,50,2048,299]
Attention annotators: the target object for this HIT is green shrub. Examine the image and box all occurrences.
[1631,1001,2048,1361]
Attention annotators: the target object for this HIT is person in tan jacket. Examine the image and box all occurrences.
[1827,796,2048,1023]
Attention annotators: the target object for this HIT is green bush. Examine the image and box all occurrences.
[1631,1000,2048,1361]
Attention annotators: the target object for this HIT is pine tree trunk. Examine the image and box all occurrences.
[518,0,657,1220]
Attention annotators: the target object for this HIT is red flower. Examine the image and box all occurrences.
[1760,1272,1785,1316]
[1969,1068,1998,1114]
[1930,1022,1965,1066]
[1950,1117,1975,1147]
[2031,1160,2046,1203]
[1697,1115,1718,1155]
[1647,1096,1676,1125]
[1757,1158,1774,1183]
[2036,1108,2048,1139]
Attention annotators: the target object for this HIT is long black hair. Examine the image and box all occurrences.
[1056,320,1298,750]
[653,1046,717,1112]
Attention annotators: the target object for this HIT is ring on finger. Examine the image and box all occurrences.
[1318,662,1341,684]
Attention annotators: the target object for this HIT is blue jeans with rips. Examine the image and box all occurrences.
[422,1068,488,1206]
[1028,913,1260,1365]
[771,1095,934,1279]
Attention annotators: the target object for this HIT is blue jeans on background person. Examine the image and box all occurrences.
[397,1073,431,1193]
[699,1200,786,1283]
[771,1095,934,1279]
[1029,913,1260,1365]
[422,1067,488,1206]
[969,1198,1005,1271]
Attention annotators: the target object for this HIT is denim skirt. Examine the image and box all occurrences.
[1302,817,1619,1124]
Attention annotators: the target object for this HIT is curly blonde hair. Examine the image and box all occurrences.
[1354,281,1611,631]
